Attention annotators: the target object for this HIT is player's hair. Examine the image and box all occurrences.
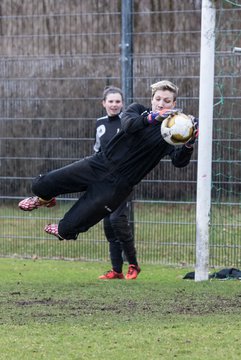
[151,80,178,100]
[102,86,123,101]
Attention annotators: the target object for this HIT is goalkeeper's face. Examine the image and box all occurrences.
[151,90,176,112]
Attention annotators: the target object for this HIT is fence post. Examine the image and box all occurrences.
[121,0,133,107]
[121,0,135,242]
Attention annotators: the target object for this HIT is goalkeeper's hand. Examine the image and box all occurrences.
[185,116,199,148]
[147,108,182,124]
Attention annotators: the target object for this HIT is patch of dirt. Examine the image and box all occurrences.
[170,296,241,315]
[13,294,241,318]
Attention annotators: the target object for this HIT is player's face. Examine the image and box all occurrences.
[151,90,176,112]
[102,93,123,117]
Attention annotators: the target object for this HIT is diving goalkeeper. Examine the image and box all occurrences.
[19,80,198,241]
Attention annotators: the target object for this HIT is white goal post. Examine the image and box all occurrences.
[195,0,216,281]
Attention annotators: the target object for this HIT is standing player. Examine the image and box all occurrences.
[94,86,140,280]
[18,80,198,257]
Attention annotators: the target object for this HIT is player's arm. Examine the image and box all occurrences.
[93,136,101,153]
[168,114,198,167]
[121,103,149,133]
[169,145,194,168]
[93,123,101,153]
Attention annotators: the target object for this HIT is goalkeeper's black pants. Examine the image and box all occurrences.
[32,157,133,240]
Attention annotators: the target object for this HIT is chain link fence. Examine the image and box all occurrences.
[0,0,240,266]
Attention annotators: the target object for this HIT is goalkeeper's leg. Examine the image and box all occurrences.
[18,158,95,211]
[44,177,133,241]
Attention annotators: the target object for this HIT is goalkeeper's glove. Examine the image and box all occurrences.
[185,116,199,148]
[147,111,160,124]
[147,108,182,124]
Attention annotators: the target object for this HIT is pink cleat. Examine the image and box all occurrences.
[18,196,56,211]
[44,224,64,240]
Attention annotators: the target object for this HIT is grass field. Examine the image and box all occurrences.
[1,258,241,359]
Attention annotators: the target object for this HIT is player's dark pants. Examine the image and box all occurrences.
[103,199,137,273]
[32,158,133,240]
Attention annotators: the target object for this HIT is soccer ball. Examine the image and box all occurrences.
[161,112,194,146]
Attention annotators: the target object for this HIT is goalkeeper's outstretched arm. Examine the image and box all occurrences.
[121,103,148,133]
[169,145,193,168]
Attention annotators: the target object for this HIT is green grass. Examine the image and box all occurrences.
[0,259,241,359]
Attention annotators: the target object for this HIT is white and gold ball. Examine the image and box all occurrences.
[161,113,194,146]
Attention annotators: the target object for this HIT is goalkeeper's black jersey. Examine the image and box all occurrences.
[89,102,193,186]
